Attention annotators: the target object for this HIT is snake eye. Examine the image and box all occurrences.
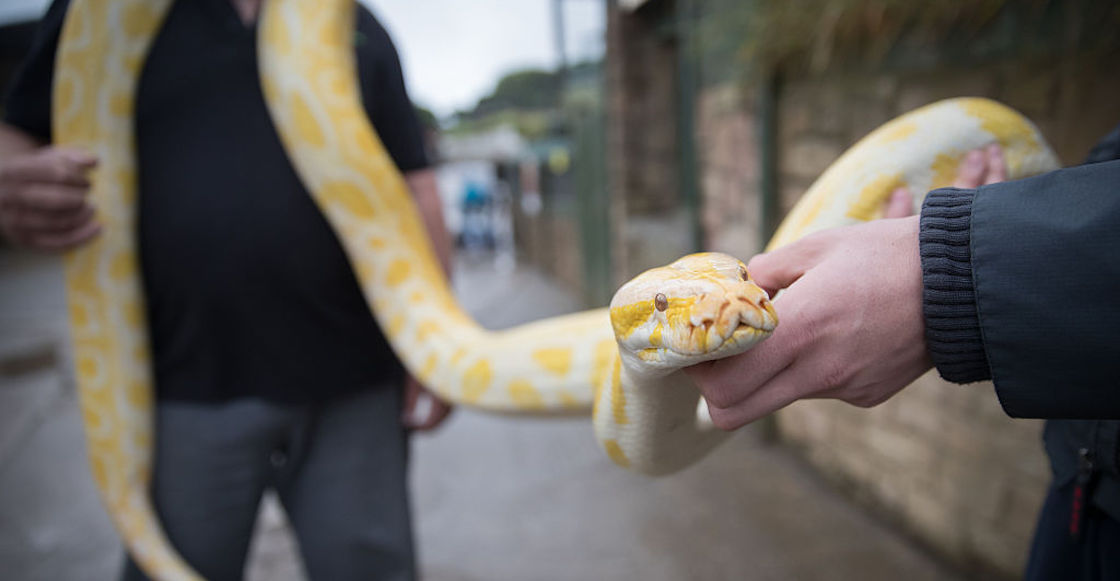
[738,265,749,281]
[654,293,668,312]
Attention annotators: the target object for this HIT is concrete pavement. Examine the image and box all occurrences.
[0,249,964,580]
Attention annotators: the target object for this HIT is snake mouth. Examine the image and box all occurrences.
[715,323,772,354]
[640,322,772,365]
[698,297,777,355]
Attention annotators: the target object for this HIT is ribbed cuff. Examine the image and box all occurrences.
[919,188,990,384]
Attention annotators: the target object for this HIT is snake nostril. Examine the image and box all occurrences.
[738,265,749,281]
[655,293,668,312]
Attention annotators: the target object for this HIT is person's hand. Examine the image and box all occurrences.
[686,216,930,430]
[883,143,1006,219]
[685,143,1009,431]
[0,147,100,251]
[401,374,453,431]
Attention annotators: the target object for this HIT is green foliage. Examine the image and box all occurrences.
[413,104,438,131]
[702,0,1012,74]
[698,0,1120,76]
[449,61,603,141]
[746,0,1009,70]
[444,109,555,141]
[473,69,561,117]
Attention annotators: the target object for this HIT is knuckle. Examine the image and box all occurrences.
[818,360,852,392]
[50,158,71,182]
[789,314,823,353]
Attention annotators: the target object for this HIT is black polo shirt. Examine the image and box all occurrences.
[4,0,429,403]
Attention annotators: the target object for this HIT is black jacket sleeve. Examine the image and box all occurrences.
[921,157,1120,419]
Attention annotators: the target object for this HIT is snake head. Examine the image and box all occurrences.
[609,252,777,375]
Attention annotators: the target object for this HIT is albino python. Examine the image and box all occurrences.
[54,0,1059,578]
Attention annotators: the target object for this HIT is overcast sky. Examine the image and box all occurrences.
[2,0,606,119]
[363,0,606,117]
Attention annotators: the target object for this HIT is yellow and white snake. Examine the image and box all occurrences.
[52,0,1059,578]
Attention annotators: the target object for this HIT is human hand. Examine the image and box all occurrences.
[883,143,1006,219]
[401,374,453,431]
[686,216,930,430]
[685,143,1008,431]
[0,147,100,251]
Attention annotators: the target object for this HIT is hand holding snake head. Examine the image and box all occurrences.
[610,252,778,377]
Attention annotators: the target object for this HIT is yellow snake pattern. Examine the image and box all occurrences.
[53,1,1059,579]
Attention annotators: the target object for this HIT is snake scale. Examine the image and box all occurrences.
[52,0,1060,578]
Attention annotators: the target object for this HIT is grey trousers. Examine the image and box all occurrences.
[121,387,415,581]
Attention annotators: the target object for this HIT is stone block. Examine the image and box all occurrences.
[933,455,1008,525]
[888,390,946,437]
[778,89,815,141]
[845,95,895,145]
[864,424,935,469]
[902,485,963,555]
[894,72,999,116]
[963,522,1031,578]
[779,180,812,216]
[998,63,1057,120]
[708,225,762,260]
[780,136,844,183]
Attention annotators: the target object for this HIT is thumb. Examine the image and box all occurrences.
[746,232,829,296]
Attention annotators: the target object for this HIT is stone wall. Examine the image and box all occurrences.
[697,84,763,257]
[606,0,697,286]
[752,52,1118,577]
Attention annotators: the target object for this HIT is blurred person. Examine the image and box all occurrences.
[0,0,452,579]
[687,128,1120,580]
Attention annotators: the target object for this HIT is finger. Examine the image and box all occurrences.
[882,187,914,219]
[14,184,92,212]
[953,149,986,189]
[56,147,98,168]
[1,148,98,187]
[27,217,102,252]
[705,370,804,430]
[400,376,421,427]
[983,143,1006,185]
[705,346,837,430]
[686,301,807,410]
[411,398,453,431]
[18,204,95,233]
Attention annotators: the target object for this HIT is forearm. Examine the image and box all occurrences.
[404,168,452,278]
